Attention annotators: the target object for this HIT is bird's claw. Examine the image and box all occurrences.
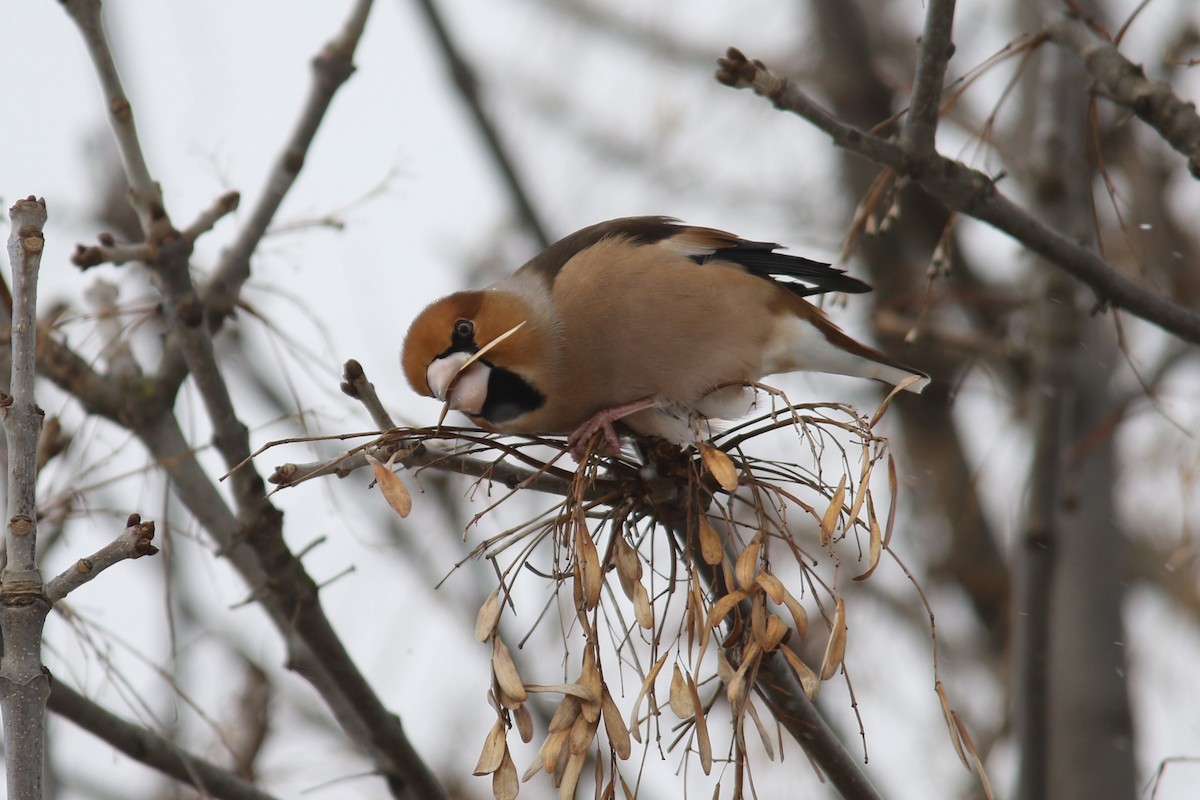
[566,417,623,461]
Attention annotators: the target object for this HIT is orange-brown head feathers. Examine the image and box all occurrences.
[401,291,484,396]
[401,289,553,427]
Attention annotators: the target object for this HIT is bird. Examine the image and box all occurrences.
[402,217,928,455]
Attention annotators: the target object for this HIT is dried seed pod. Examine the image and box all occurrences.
[781,586,809,640]
[515,702,534,744]
[366,454,412,517]
[579,647,603,724]
[632,582,653,630]
[686,671,713,775]
[782,646,820,700]
[575,526,602,611]
[700,442,739,491]
[760,612,789,652]
[493,748,518,800]
[473,719,507,776]
[476,587,502,642]
[734,532,762,590]
[668,664,695,719]
[539,727,570,776]
[568,712,600,756]
[705,588,750,632]
[820,476,847,547]
[614,535,642,597]
[492,637,528,704]
[698,515,724,565]
[818,598,847,680]
[755,571,785,604]
[854,499,884,581]
[601,685,631,760]
[629,653,670,743]
[559,749,587,799]
[547,695,581,733]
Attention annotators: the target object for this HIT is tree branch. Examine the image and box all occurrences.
[1047,10,1200,179]
[715,47,1200,346]
[2,196,51,800]
[47,680,281,800]
[133,410,447,799]
[56,2,449,795]
[44,515,158,605]
[902,0,957,162]
[755,649,883,800]
[59,0,170,239]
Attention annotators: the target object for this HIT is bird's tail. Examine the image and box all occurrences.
[768,302,930,393]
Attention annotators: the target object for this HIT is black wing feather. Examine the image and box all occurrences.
[695,241,871,297]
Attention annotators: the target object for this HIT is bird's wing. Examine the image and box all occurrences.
[662,224,871,297]
[515,217,870,298]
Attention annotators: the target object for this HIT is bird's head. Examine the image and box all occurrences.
[401,290,548,429]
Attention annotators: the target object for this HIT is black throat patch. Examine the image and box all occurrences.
[480,366,545,424]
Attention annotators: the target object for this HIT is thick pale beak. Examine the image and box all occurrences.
[427,353,491,415]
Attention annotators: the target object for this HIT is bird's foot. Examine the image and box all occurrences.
[566,396,657,462]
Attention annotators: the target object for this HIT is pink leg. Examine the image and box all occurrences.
[567,396,658,460]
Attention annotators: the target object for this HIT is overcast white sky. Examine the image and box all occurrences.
[5,1,1200,799]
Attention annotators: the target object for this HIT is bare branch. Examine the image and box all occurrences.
[4,197,47,574]
[53,2,449,794]
[45,515,158,605]
[715,47,1200,346]
[181,189,241,244]
[903,0,958,162]
[71,237,152,270]
[132,411,448,799]
[1013,34,1092,798]
[34,328,126,422]
[47,680,281,800]
[755,649,884,800]
[341,358,396,430]
[2,195,51,800]
[1048,10,1200,179]
[59,0,170,238]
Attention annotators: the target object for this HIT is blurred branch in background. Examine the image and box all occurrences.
[408,0,551,247]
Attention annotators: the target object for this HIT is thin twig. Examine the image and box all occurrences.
[59,0,170,238]
[341,358,396,429]
[71,239,152,270]
[44,515,158,605]
[181,189,242,243]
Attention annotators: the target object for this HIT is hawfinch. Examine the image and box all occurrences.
[402,217,928,450]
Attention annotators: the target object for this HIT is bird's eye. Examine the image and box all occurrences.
[453,319,474,339]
